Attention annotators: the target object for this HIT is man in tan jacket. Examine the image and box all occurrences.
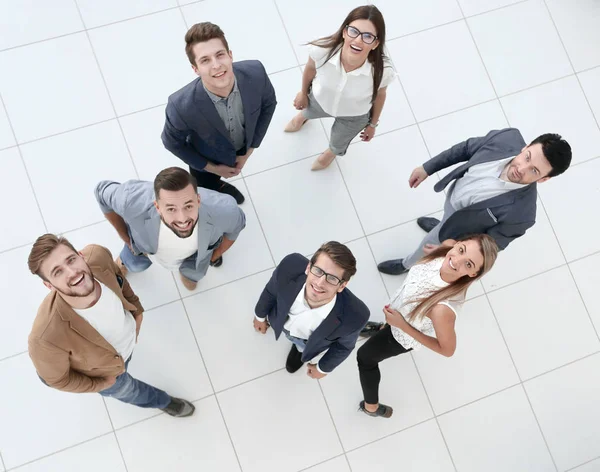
[28,234,194,417]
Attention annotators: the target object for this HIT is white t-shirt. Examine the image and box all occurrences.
[390,258,465,350]
[284,284,337,340]
[74,281,137,361]
[308,44,396,117]
[147,220,199,270]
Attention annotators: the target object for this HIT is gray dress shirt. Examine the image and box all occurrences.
[203,78,246,152]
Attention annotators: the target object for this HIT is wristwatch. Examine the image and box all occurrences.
[367,121,379,128]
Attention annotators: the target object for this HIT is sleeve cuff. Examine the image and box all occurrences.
[316,364,329,375]
[255,315,266,322]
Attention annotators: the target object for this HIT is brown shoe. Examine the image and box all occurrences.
[284,114,308,133]
[180,273,197,291]
[115,256,128,277]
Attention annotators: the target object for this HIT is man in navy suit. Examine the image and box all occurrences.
[162,22,277,204]
[254,242,370,378]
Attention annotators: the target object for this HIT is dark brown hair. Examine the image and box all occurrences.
[28,234,78,279]
[185,22,230,66]
[154,167,198,199]
[310,241,357,281]
[309,5,388,104]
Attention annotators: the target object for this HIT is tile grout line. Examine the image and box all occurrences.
[565,454,600,472]
[72,0,141,181]
[296,453,349,472]
[0,451,5,471]
[99,396,131,472]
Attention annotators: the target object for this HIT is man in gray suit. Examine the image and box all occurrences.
[95,167,246,290]
[162,22,276,205]
[378,129,572,275]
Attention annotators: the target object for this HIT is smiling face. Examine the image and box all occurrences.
[342,19,379,63]
[504,143,553,185]
[440,240,484,282]
[191,38,234,95]
[154,184,200,238]
[304,253,348,308]
[39,244,95,297]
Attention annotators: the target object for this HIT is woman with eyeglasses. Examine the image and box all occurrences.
[284,5,395,171]
[356,235,499,418]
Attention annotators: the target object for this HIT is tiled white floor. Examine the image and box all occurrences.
[1,1,599,471]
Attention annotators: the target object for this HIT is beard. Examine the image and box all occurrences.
[55,265,95,298]
[161,216,199,239]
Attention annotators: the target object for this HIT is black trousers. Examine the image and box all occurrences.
[189,148,246,192]
[357,324,411,404]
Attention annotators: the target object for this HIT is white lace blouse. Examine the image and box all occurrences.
[390,257,465,350]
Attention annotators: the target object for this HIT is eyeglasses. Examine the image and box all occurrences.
[345,25,378,45]
[309,263,344,286]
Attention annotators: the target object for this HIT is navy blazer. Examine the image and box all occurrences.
[255,253,370,373]
[162,60,277,171]
[423,128,537,250]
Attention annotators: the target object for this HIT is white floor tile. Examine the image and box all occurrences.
[123,263,180,311]
[413,296,519,414]
[61,220,127,263]
[120,105,188,181]
[20,121,137,234]
[525,354,600,471]
[579,67,600,126]
[0,354,112,469]
[0,245,50,360]
[347,420,455,472]
[319,345,433,451]
[538,158,600,262]
[467,0,572,96]
[487,266,599,379]
[344,238,390,321]
[305,456,350,472]
[0,33,114,143]
[0,148,45,252]
[388,21,495,121]
[0,0,83,50]
[173,180,274,294]
[117,396,240,472]
[570,253,600,338]
[182,0,297,74]
[372,0,462,39]
[480,202,565,292]
[185,270,290,392]
[104,301,212,429]
[572,458,600,472]
[339,126,445,234]
[547,0,600,72]
[88,10,191,116]
[242,67,330,176]
[501,76,600,165]
[245,159,363,263]
[0,104,16,150]
[77,0,177,29]
[438,386,555,472]
[457,0,525,17]
[11,434,126,472]
[218,370,342,472]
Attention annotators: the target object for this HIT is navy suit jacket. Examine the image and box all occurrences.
[255,254,370,373]
[423,128,537,250]
[162,60,277,171]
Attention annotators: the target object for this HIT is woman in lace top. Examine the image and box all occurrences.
[357,234,498,418]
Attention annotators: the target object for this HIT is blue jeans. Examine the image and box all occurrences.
[120,244,152,273]
[99,359,171,409]
[283,329,307,353]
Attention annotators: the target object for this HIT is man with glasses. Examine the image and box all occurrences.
[253,242,369,378]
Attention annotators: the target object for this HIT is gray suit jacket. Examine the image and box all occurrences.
[423,128,537,250]
[95,180,246,281]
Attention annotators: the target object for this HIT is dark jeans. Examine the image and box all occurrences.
[357,324,411,404]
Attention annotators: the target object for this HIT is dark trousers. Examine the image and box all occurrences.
[357,324,411,404]
[189,148,246,192]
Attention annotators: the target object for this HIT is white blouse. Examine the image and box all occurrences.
[308,44,396,117]
[390,257,465,350]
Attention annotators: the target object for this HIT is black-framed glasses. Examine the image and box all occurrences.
[345,25,378,45]
[310,263,344,286]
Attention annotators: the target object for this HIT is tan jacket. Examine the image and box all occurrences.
[28,245,144,393]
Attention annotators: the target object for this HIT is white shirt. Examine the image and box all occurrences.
[450,157,527,211]
[309,44,396,117]
[74,281,137,361]
[390,258,465,350]
[284,284,337,340]
[147,220,199,270]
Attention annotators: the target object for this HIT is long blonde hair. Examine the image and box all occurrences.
[406,234,498,322]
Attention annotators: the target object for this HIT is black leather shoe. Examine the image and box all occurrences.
[417,216,440,233]
[285,345,304,373]
[360,321,385,338]
[218,182,245,205]
[210,256,223,267]
[161,397,195,417]
[377,259,408,275]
